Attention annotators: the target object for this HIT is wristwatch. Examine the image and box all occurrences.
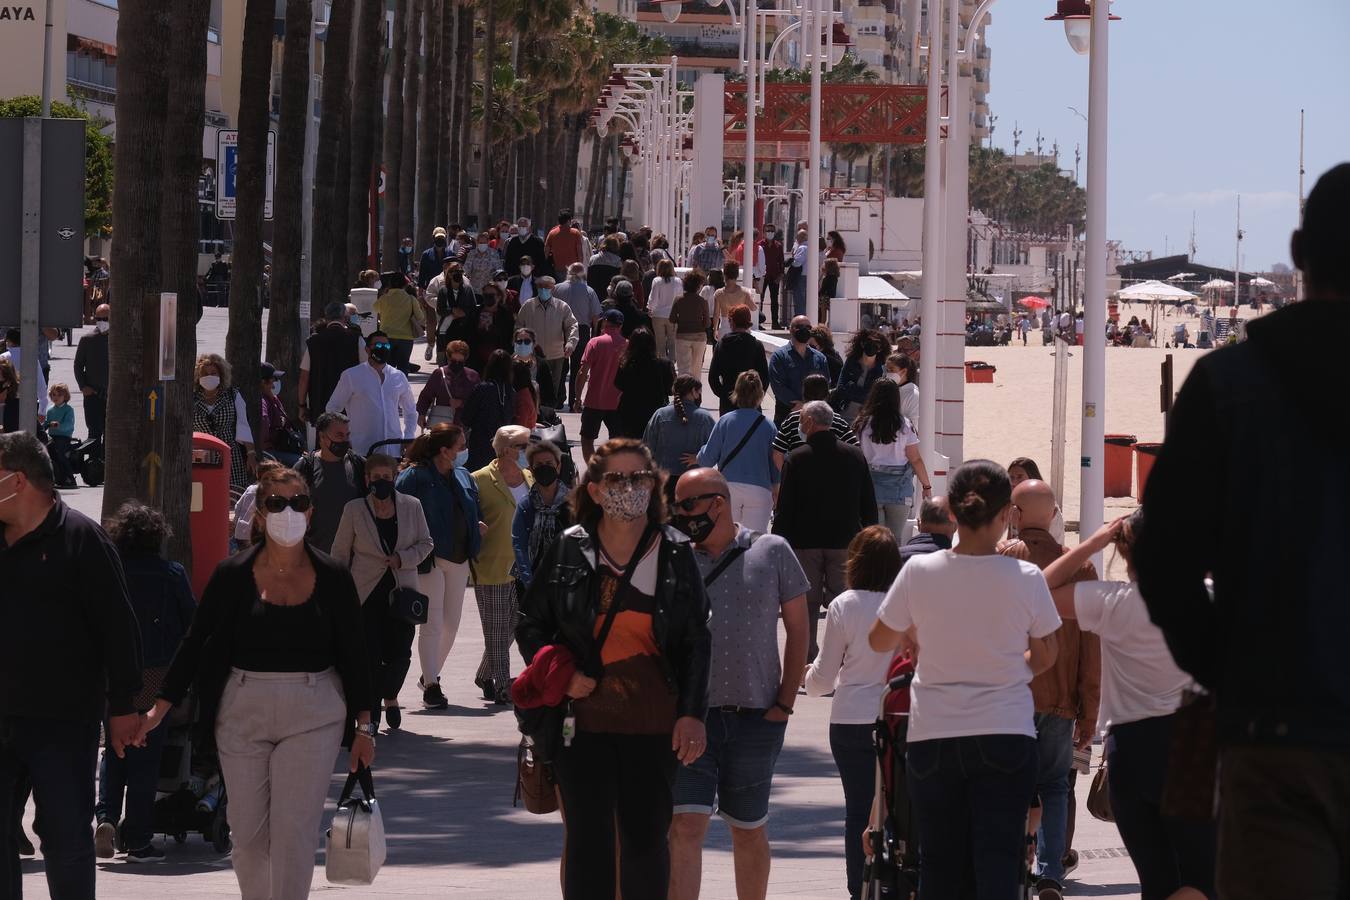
[773,701,795,717]
[356,722,378,739]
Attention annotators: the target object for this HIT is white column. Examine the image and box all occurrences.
[804,0,823,325]
[918,0,944,457]
[691,74,726,259]
[743,0,758,282]
[1079,0,1110,543]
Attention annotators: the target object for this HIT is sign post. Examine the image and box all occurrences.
[215,128,275,221]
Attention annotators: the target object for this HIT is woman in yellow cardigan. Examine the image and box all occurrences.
[471,425,534,704]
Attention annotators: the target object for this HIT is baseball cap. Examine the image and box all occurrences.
[260,362,285,380]
[602,309,625,325]
[432,226,448,239]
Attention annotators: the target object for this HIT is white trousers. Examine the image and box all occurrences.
[728,482,773,533]
[416,557,471,684]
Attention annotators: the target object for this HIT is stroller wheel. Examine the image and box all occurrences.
[210,812,232,854]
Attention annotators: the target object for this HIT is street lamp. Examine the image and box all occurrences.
[654,0,685,23]
[1045,0,1117,55]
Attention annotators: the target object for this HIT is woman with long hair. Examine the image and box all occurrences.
[835,329,891,420]
[1043,512,1215,900]
[884,353,920,431]
[643,375,716,502]
[143,467,374,899]
[648,257,683,362]
[868,460,1060,900]
[191,353,256,492]
[805,525,905,900]
[462,349,515,471]
[820,259,842,327]
[854,378,932,543]
[810,325,844,385]
[331,453,434,730]
[696,370,778,532]
[397,424,482,710]
[613,327,675,440]
[706,304,769,415]
[517,439,711,899]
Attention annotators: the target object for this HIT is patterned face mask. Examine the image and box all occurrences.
[597,483,651,522]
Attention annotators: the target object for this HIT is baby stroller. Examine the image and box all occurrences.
[67,434,105,487]
[150,694,232,854]
[530,408,577,487]
[861,659,919,899]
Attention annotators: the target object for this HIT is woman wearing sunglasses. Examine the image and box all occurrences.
[140,467,374,900]
[517,438,712,900]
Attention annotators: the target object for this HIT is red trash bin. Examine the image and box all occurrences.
[190,432,232,599]
[965,361,996,383]
[1104,434,1137,498]
[1133,442,1162,503]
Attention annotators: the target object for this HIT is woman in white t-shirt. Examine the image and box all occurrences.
[804,525,905,900]
[1043,512,1216,900]
[868,460,1062,898]
[854,378,932,543]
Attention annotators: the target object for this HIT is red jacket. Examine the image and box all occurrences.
[511,644,577,710]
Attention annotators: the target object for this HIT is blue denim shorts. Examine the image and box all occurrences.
[672,708,788,829]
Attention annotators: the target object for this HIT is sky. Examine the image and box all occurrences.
[983,0,1350,273]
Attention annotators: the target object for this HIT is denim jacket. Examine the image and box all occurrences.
[396,462,482,563]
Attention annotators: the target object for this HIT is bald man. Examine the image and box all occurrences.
[73,304,111,442]
[668,468,810,900]
[1000,479,1100,893]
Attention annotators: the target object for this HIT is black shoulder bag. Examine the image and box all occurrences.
[703,533,758,588]
[717,413,766,472]
[364,500,429,625]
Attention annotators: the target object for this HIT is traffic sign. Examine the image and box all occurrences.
[215,128,275,221]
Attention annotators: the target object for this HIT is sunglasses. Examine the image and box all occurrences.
[671,492,726,514]
[600,470,656,488]
[372,343,392,352]
[262,494,312,513]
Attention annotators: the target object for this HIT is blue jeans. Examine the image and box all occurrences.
[1033,712,1074,883]
[672,708,788,828]
[830,723,877,900]
[95,718,169,850]
[791,269,807,317]
[0,716,100,900]
[907,734,1037,900]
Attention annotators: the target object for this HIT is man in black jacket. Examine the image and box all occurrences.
[772,401,878,661]
[73,303,111,442]
[503,217,546,278]
[900,495,955,567]
[1134,162,1350,900]
[0,432,143,898]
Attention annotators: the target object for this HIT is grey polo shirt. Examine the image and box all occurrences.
[692,526,810,709]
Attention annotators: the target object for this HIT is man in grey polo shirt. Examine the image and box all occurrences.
[667,467,810,900]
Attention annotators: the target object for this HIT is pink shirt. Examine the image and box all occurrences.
[581,331,628,411]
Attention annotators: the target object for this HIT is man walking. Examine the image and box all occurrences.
[72,303,110,442]
[900,495,956,567]
[293,412,367,554]
[759,226,785,329]
[298,301,363,428]
[325,331,417,458]
[669,468,810,900]
[544,210,585,279]
[768,316,831,425]
[772,401,877,661]
[573,310,627,460]
[1000,479,1100,898]
[688,227,726,275]
[0,432,143,899]
[503,217,545,278]
[553,262,604,407]
[515,276,579,408]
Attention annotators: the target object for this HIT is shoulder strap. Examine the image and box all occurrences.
[704,533,758,587]
[718,413,765,472]
[583,524,656,678]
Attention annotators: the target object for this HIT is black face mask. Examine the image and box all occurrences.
[370,479,395,500]
[434,238,447,248]
[671,509,716,543]
[792,327,814,343]
[531,464,559,487]
[328,440,351,457]
[368,346,389,363]
[863,342,879,357]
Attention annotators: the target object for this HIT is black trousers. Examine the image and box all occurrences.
[362,594,415,713]
[83,392,106,443]
[554,731,678,900]
[0,716,99,900]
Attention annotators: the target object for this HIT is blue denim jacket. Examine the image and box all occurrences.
[396,462,482,562]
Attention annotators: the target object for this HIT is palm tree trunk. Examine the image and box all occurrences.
[312,0,354,308]
[478,0,496,228]
[582,134,602,225]
[157,0,210,567]
[268,0,311,423]
[563,116,584,223]
[415,0,440,246]
[397,0,422,247]
[347,0,384,278]
[225,0,275,453]
[333,96,352,284]
[455,3,473,224]
[381,0,410,267]
[103,0,169,518]
[438,0,455,227]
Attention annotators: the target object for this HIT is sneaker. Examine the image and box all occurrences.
[17,830,35,857]
[385,705,402,730]
[1061,849,1079,879]
[126,844,165,864]
[94,821,117,859]
[422,678,449,710]
[423,344,433,361]
[1036,878,1064,900]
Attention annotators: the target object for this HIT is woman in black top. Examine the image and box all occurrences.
[707,304,770,414]
[462,349,514,471]
[613,327,675,439]
[141,467,373,900]
[810,325,845,386]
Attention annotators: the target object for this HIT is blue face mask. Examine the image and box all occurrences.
[514,341,534,357]
[518,450,529,469]
[537,288,552,301]
[454,448,469,468]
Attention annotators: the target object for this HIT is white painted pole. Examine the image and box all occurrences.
[804,0,823,325]
[744,0,758,327]
[918,0,944,457]
[1296,109,1304,302]
[1078,0,1110,546]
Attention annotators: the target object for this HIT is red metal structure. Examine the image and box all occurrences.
[723,83,932,160]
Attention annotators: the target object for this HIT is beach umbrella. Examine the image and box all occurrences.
[1018,296,1050,310]
[1116,280,1198,301]
[1166,272,1197,282]
[1200,278,1234,290]
[1249,276,1276,287]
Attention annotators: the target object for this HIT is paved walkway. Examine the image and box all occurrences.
[24,312,1144,898]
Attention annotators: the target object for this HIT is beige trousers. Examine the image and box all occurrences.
[216,668,347,900]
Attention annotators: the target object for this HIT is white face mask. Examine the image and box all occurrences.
[199,374,221,391]
[494,279,508,291]
[94,320,109,334]
[886,372,904,385]
[477,243,490,252]
[265,507,308,547]
[520,265,533,276]
[0,471,17,505]
[374,279,382,291]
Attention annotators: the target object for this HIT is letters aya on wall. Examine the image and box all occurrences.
[0,7,38,21]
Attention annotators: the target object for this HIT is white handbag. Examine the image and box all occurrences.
[325,766,386,885]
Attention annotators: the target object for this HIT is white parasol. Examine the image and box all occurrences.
[1116,280,1199,301]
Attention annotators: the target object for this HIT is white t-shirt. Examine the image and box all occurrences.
[859,419,919,467]
[877,550,1061,742]
[1074,580,1191,734]
[805,589,897,724]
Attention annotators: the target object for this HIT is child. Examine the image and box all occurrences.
[45,382,78,488]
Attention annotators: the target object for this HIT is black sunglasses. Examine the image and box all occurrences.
[262,494,312,513]
[671,492,726,513]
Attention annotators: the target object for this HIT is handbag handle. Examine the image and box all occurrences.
[339,764,376,804]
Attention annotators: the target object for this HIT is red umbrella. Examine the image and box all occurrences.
[1019,296,1049,310]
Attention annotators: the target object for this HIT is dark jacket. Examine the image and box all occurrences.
[503,233,546,277]
[304,322,361,415]
[708,331,770,413]
[516,524,712,721]
[122,556,197,669]
[461,380,513,471]
[419,244,452,290]
[1134,299,1350,749]
[772,431,878,550]
[396,461,483,563]
[835,357,886,409]
[436,282,478,323]
[0,500,143,721]
[899,531,951,567]
[73,330,110,394]
[614,357,675,440]
[159,543,372,751]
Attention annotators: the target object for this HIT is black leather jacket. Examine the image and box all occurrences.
[516,523,712,721]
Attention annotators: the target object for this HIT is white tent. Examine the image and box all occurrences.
[859,276,909,301]
[1116,280,1198,301]
[1200,278,1234,290]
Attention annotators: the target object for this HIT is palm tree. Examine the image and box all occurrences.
[453,1,473,223]
[312,0,354,310]
[381,0,411,268]
[103,0,169,518]
[398,0,423,248]
[437,0,456,227]
[415,0,441,244]
[157,0,211,566]
[347,0,386,281]
[224,0,276,449]
[478,0,497,228]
